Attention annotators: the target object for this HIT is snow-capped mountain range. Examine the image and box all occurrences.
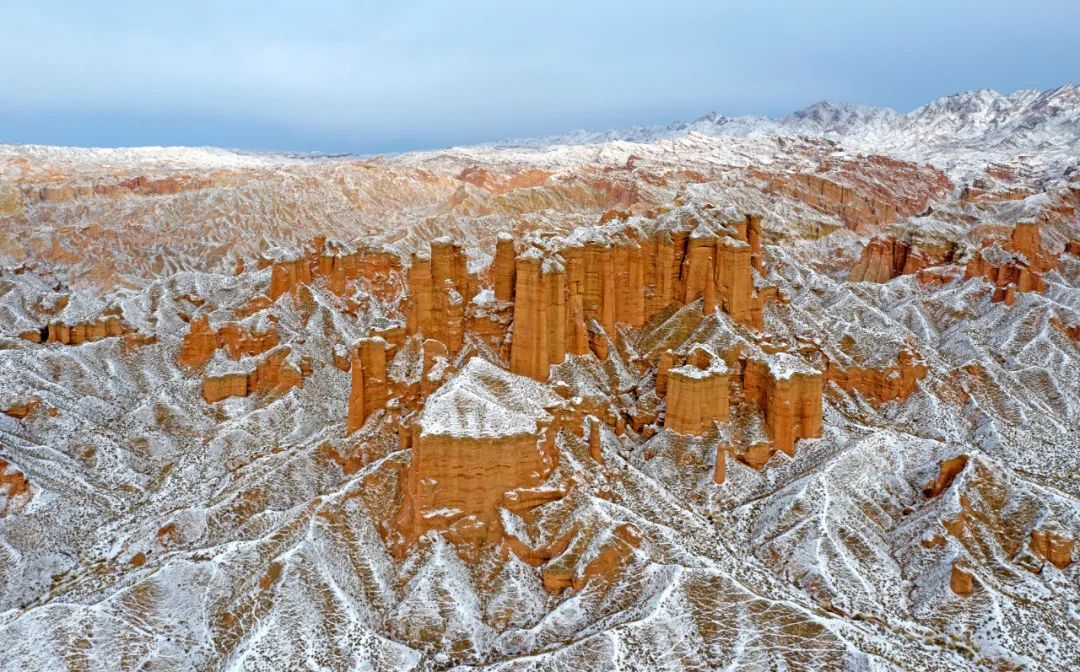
[498,85,1080,149]
[491,84,1080,177]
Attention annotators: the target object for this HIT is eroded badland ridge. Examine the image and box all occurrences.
[1,87,1079,670]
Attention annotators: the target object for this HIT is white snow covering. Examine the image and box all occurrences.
[418,357,561,439]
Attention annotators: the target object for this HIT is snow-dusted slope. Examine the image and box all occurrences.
[0,86,1079,671]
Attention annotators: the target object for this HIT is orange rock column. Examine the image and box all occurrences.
[347,337,388,434]
[747,214,764,273]
[406,254,434,337]
[510,255,549,380]
[664,363,730,435]
[493,233,517,302]
[717,237,754,326]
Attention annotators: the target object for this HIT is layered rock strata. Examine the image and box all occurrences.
[347,337,389,434]
[964,221,1058,304]
[742,352,824,459]
[394,358,562,551]
[202,347,306,403]
[264,237,402,301]
[848,235,957,283]
[663,347,730,435]
[506,209,766,381]
[826,348,927,403]
[406,237,475,353]
[178,315,279,368]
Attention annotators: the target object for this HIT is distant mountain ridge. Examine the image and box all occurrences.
[492,84,1080,155]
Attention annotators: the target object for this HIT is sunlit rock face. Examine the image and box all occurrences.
[2,86,1080,669]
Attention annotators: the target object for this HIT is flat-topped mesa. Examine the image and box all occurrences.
[394,358,563,554]
[964,220,1058,304]
[663,345,730,435]
[264,238,403,301]
[406,237,476,353]
[742,351,824,459]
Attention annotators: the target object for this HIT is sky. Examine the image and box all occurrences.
[1,1,1078,154]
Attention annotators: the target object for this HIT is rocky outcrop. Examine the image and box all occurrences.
[18,309,133,345]
[347,337,389,434]
[492,232,516,302]
[509,252,568,380]
[178,315,279,368]
[3,398,42,420]
[406,238,475,353]
[950,564,974,597]
[508,209,764,380]
[827,348,927,403]
[848,235,956,283]
[0,459,30,517]
[22,174,212,203]
[1030,526,1075,570]
[663,347,730,435]
[202,347,305,403]
[753,155,952,232]
[265,238,403,301]
[964,221,1058,304]
[923,455,969,498]
[395,358,563,553]
[742,352,824,459]
[714,445,727,485]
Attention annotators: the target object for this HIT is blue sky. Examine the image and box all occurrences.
[1,1,1078,153]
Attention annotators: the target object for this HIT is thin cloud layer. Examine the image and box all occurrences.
[1,0,1078,152]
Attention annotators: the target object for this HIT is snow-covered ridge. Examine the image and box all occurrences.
[487,84,1080,162]
[5,85,1078,171]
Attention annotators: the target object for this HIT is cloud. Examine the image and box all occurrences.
[1,1,1078,152]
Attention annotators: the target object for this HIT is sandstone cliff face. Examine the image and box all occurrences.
[964,221,1058,304]
[1030,526,1075,570]
[394,359,562,553]
[508,209,764,380]
[17,307,133,345]
[347,337,389,435]
[664,355,730,435]
[950,564,974,597]
[923,455,969,498]
[178,315,279,368]
[266,239,403,302]
[405,238,474,353]
[753,155,952,232]
[848,236,956,283]
[492,232,517,302]
[202,347,305,403]
[827,348,928,403]
[509,253,566,379]
[742,353,824,459]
